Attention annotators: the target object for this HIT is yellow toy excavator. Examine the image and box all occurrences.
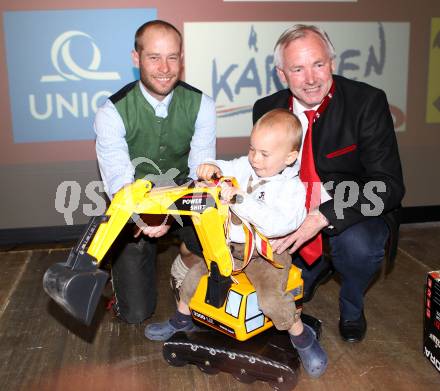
[43,177,320,390]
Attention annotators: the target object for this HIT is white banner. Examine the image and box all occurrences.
[184,22,410,137]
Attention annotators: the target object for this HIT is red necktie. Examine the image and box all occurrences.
[299,110,323,265]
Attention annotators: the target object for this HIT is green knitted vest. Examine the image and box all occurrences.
[111,81,202,182]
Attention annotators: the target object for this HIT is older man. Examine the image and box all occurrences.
[253,24,404,342]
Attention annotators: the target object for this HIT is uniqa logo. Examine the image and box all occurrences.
[30,31,120,120]
[40,31,120,82]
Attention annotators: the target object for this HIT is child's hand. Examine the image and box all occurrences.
[220,182,244,204]
[197,164,222,180]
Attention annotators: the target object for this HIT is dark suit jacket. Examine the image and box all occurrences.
[253,75,405,262]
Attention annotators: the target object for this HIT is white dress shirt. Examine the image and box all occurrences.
[94,81,216,197]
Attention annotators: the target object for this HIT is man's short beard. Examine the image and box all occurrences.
[140,76,178,99]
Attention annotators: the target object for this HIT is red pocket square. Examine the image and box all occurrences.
[326,144,357,158]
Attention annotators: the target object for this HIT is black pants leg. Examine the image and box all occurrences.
[111,226,158,324]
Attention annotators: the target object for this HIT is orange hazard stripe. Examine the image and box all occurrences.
[261,238,267,257]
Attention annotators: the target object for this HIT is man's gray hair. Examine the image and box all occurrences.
[274,24,336,68]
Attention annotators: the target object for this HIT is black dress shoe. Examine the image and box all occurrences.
[339,312,367,342]
[302,263,334,303]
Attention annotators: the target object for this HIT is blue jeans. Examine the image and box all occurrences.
[294,217,389,320]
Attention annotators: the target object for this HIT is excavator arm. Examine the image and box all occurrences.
[43,178,237,325]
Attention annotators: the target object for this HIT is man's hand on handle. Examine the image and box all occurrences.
[196,163,222,181]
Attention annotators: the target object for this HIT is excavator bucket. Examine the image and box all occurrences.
[43,259,108,325]
[43,216,109,325]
